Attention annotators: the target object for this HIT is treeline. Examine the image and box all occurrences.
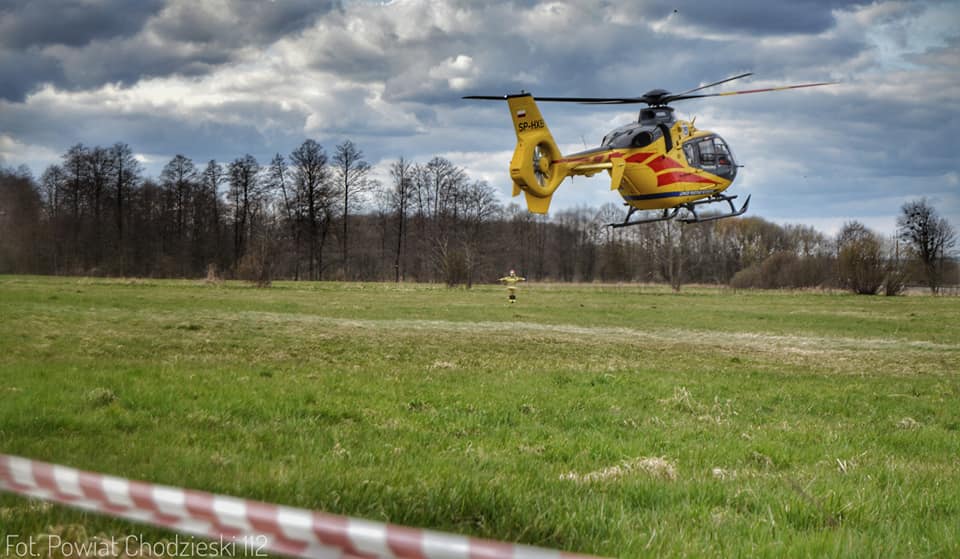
[0,140,957,293]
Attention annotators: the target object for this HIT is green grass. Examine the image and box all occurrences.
[1,276,958,558]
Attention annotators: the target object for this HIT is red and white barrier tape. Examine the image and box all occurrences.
[0,455,604,559]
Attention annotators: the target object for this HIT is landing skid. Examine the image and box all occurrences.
[609,194,751,228]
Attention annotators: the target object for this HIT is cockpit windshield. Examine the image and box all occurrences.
[682,135,736,179]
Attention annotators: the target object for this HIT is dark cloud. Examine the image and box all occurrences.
[0,49,62,101]
[0,0,164,49]
[53,37,232,89]
[239,0,336,39]
[309,2,871,109]
[648,0,862,35]
[0,93,305,170]
[0,0,336,101]
[149,0,335,46]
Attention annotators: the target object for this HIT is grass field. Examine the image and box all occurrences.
[1,275,958,558]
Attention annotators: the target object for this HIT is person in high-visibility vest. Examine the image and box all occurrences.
[498,269,526,303]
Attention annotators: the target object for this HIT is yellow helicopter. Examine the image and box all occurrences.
[464,73,833,226]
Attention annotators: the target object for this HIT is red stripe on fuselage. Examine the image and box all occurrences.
[625,152,654,163]
[557,150,626,164]
[656,171,716,187]
[647,156,684,172]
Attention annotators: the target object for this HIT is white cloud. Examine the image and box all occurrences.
[427,54,477,91]
[0,134,61,173]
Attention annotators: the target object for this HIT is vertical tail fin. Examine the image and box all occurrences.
[504,95,568,214]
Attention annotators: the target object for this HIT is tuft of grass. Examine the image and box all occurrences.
[560,456,678,483]
[896,416,920,429]
[84,387,118,408]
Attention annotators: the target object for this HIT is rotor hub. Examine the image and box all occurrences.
[641,88,671,106]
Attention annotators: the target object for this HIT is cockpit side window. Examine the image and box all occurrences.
[684,135,737,179]
[714,138,732,166]
[683,142,697,165]
[698,138,716,166]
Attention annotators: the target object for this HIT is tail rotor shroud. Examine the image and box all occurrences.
[533,142,552,187]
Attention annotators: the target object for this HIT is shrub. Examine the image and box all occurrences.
[837,222,884,295]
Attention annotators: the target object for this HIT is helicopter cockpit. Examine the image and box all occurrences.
[682,135,737,180]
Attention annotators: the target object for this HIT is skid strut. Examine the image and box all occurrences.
[609,194,751,228]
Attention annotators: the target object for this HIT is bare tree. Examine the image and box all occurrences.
[62,144,89,271]
[423,156,466,221]
[85,147,113,269]
[421,157,469,281]
[655,218,685,291]
[227,155,261,269]
[837,221,885,295]
[0,168,43,273]
[595,204,629,282]
[199,160,225,269]
[459,179,501,286]
[291,140,332,280]
[333,140,371,278]
[882,234,907,296]
[897,199,957,293]
[369,179,390,276]
[160,155,197,248]
[389,157,414,283]
[40,164,66,272]
[265,153,297,278]
[110,143,141,274]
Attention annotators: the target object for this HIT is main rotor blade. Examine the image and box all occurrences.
[463,94,646,104]
[535,96,648,104]
[670,73,753,98]
[668,81,836,102]
[463,79,836,105]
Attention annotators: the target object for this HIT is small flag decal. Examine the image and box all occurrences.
[516,109,527,118]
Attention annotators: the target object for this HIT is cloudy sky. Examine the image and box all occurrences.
[1,0,958,235]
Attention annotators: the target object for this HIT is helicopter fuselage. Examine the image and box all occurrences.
[487,92,750,221]
[558,109,738,211]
